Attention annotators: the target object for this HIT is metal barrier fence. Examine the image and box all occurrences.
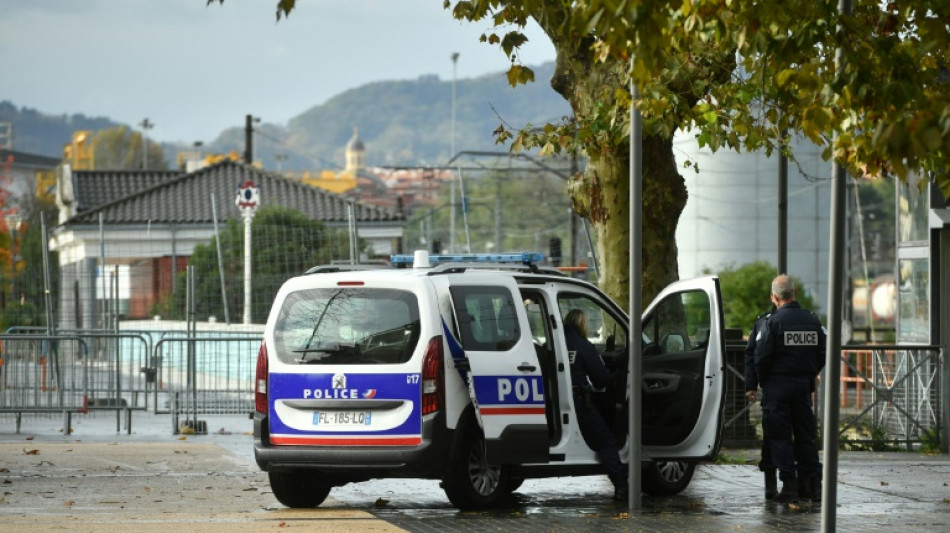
[838,345,943,450]
[724,341,943,450]
[1,327,263,435]
[0,334,89,433]
[153,335,262,434]
[2,328,942,445]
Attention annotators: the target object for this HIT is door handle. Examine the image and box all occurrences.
[517,363,537,372]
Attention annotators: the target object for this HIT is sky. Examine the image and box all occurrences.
[0,0,556,144]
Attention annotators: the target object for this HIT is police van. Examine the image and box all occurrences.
[253,251,726,510]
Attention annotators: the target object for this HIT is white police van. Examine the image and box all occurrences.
[253,251,726,510]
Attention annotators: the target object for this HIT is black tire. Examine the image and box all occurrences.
[268,471,332,508]
[505,476,525,494]
[641,461,695,496]
[441,429,510,510]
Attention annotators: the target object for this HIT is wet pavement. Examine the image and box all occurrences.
[2,411,949,531]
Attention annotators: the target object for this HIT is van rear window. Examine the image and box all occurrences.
[274,288,420,365]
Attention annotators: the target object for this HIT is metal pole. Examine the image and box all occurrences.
[243,210,252,324]
[458,167,472,252]
[627,57,643,510]
[347,201,358,264]
[99,213,106,330]
[210,195,230,324]
[821,2,851,529]
[778,129,788,274]
[570,153,579,268]
[449,180,456,252]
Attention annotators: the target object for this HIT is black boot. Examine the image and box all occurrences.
[772,477,799,503]
[611,476,628,502]
[807,477,821,503]
[764,470,778,500]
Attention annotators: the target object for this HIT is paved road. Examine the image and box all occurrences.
[2,413,949,532]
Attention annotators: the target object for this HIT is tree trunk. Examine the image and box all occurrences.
[553,52,687,311]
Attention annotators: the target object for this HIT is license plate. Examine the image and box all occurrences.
[313,411,372,426]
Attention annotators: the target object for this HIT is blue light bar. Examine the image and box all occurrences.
[391,252,546,266]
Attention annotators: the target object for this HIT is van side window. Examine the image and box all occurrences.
[641,289,711,356]
[449,286,521,351]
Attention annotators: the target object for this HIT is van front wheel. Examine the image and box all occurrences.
[442,430,510,510]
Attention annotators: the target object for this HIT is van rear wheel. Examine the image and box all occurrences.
[268,471,332,508]
[641,461,695,496]
[442,429,510,510]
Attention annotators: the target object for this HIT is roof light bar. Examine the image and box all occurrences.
[391,251,546,267]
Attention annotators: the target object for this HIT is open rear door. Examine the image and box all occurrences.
[640,276,725,460]
[444,275,549,464]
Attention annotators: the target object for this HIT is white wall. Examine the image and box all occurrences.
[674,132,832,312]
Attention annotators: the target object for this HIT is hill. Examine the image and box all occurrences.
[0,100,122,157]
[1,63,569,172]
[207,62,569,171]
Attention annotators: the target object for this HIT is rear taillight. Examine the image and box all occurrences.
[421,336,444,416]
[255,341,268,414]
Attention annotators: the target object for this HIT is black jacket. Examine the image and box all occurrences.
[754,301,826,383]
[566,326,610,392]
[744,309,773,391]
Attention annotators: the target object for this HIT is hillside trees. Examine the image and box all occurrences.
[92,126,168,170]
[215,0,949,310]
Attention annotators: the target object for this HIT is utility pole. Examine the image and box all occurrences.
[243,115,262,165]
[139,118,154,170]
[244,115,254,164]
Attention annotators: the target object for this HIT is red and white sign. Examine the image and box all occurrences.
[236,180,259,210]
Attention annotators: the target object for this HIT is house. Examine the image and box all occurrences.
[50,159,406,327]
[0,148,60,206]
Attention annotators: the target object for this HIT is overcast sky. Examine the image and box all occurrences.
[0,0,555,144]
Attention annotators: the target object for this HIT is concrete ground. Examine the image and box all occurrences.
[2,411,949,532]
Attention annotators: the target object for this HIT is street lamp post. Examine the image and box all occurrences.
[5,212,22,306]
[139,118,154,170]
[449,52,460,252]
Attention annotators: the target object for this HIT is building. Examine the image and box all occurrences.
[50,159,405,327]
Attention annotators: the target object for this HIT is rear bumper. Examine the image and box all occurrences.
[253,411,450,479]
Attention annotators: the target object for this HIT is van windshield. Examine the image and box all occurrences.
[274,288,420,365]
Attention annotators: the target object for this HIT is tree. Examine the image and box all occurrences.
[93,126,168,170]
[214,0,950,311]
[711,261,817,335]
[154,205,353,323]
[0,193,59,330]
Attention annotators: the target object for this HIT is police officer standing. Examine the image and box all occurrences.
[754,275,825,504]
[745,305,777,499]
[564,309,628,501]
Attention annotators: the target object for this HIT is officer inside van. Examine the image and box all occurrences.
[564,309,628,501]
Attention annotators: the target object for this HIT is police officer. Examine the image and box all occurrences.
[564,309,628,501]
[754,275,825,503]
[745,305,777,499]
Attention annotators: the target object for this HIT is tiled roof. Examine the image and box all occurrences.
[70,168,183,215]
[65,160,405,226]
[0,148,61,169]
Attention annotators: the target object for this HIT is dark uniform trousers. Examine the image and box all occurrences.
[762,375,821,482]
[573,391,626,483]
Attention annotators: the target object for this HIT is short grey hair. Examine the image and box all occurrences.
[771,275,796,301]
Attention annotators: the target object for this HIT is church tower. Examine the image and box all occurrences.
[345,127,365,173]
